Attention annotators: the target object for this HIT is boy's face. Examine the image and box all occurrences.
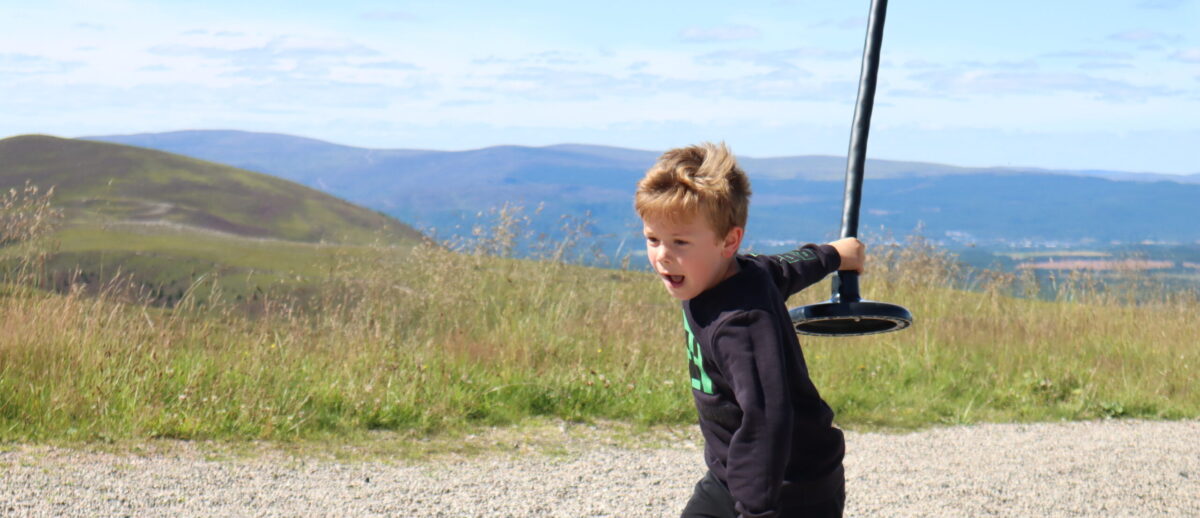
[642,213,743,301]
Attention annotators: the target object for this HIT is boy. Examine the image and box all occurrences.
[635,143,863,518]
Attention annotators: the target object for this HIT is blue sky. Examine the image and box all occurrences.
[2,0,1197,174]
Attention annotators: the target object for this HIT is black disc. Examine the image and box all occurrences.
[790,299,912,337]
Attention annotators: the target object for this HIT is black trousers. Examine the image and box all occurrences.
[680,471,845,518]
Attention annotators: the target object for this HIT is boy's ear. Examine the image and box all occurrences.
[721,226,744,258]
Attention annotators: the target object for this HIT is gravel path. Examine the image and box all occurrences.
[2,419,1197,517]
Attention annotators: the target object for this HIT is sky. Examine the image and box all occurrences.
[2,0,1198,174]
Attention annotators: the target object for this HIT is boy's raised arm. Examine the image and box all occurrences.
[757,238,865,298]
[757,244,839,297]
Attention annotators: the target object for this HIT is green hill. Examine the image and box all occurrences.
[0,135,424,305]
[0,134,423,244]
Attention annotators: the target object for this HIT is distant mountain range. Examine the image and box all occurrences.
[83,130,1200,252]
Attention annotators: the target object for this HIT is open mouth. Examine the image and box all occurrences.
[662,274,684,287]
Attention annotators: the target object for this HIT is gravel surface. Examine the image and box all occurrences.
[2,419,1197,517]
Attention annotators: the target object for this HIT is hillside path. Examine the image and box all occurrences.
[2,419,1197,517]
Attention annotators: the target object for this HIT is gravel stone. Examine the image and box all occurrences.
[1,419,1197,517]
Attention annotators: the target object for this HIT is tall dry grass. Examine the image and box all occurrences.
[804,233,1199,428]
[0,198,1196,441]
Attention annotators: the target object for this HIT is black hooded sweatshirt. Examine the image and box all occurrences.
[681,244,845,518]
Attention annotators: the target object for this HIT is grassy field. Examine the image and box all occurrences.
[24,223,354,307]
[1,209,1197,444]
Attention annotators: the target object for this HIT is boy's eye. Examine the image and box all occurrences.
[646,237,659,245]
[674,239,689,246]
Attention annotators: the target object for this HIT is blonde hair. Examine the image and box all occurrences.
[634,142,751,239]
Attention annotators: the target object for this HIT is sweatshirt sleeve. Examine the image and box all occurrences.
[713,309,793,518]
[755,244,841,298]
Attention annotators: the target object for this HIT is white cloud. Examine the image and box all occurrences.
[695,47,857,69]
[1041,50,1133,60]
[149,36,381,66]
[0,53,84,76]
[481,67,643,101]
[679,25,762,43]
[1108,30,1183,43]
[455,46,856,105]
[808,17,868,31]
[1137,0,1186,8]
[439,99,490,107]
[357,60,420,71]
[1172,48,1200,63]
[956,59,1040,71]
[472,51,588,66]
[903,59,942,70]
[1078,62,1135,70]
[359,10,416,22]
[906,68,1177,102]
[141,35,396,85]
